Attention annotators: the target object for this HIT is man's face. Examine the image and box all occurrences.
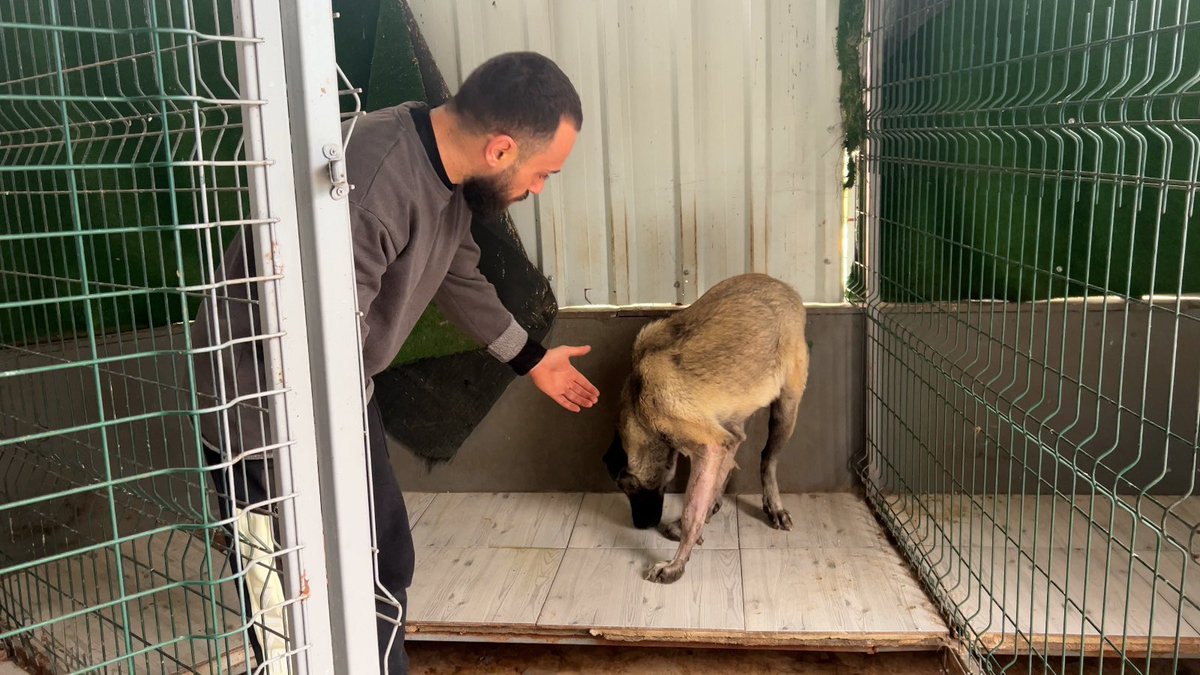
[464,118,577,219]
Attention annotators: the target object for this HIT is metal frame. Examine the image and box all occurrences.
[233,0,337,671]
[264,0,380,672]
[860,0,884,491]
[853,0,1199,672]
[0,0,378,670]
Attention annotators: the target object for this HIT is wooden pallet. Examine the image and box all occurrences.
[403,492,950,651]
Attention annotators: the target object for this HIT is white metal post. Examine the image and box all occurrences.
[232,0,329,669]
[272,0,382,670]
[241,0,380,672]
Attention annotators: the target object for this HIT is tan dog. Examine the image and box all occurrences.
[603,273,809,583]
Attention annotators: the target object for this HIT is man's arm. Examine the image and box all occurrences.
[351,203,401,364]
[433,228,544,373]
[434,229,600,412]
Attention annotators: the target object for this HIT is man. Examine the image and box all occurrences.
[191,52,598,674]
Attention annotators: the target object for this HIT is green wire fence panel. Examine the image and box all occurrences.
[854,0,1200,672]
[0,0,327,672]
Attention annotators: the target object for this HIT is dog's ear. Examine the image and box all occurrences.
[602,434,627,481]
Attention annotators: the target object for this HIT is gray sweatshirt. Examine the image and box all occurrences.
[190,102,541,454]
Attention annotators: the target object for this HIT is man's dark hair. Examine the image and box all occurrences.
[449,51,582,145]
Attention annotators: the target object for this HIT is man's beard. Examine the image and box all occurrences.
[462,167,529,220]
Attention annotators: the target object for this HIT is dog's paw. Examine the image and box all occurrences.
[766,507,793,531]
[645,560,686,584]
[658,520,703,545]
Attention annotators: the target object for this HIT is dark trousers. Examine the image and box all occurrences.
[204,397,415,674]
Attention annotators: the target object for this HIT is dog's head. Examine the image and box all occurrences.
[603,373,677,529]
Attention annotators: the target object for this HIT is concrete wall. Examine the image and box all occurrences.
[0,307,865,566]
[8,300,1195,522]
[387,307,866,493]
[0,326,205,564]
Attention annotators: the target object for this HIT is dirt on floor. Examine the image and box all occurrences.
[407,642,1200,675]
[406,642,954,674]
[0,647,30,675]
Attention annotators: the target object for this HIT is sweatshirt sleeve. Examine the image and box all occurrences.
[433,229,546,375]
[350,202,401,351]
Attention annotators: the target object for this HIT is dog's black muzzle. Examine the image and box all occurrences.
[627,489,664,529]
[604,436,665,529]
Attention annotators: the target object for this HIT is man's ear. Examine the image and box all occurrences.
[602,433,627,481]
[485,134,517,167]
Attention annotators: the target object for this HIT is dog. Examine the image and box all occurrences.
[603,273,809,584]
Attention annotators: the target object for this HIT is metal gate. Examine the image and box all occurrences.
[855,0,1200,672]
[0,0,380,672]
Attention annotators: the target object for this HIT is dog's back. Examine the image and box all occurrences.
[629,273,808,449]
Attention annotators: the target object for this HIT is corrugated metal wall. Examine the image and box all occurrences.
[409,0,847,306]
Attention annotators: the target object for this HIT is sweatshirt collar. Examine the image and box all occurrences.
[408,103,455,191]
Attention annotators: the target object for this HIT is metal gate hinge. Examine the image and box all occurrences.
[322,143,351,200]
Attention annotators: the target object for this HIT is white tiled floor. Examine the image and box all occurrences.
[568,493,740,550]
[411,492,582,549]
[404,491,948,647]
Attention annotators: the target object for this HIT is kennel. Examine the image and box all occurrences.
[1,0,1198,674]
[856,0,1200,671]
[0,0,381,672]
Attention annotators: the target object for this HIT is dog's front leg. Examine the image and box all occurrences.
[646,445,734,584]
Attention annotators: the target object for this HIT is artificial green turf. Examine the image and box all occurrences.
[874,0,1199,302]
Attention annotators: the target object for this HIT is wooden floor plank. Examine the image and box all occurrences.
[408,492,952,649]
[408,547,563,625]
[1115,495,1200,553]
[925,543,1200,653]
[538,548,744,631]
[914,494,1200,554]
[741,547,946,634]
[3,529,246,674]
[569,493,739,550]
[404,623,949,651]
[403,492,437,528]
[1028,544,1195,640]
[411,493,582,549]
[736,493,889,549]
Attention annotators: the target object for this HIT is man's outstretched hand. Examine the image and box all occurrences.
[530,345,600,412]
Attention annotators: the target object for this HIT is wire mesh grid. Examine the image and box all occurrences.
[0,0,312,672]
[851,0,1200,672]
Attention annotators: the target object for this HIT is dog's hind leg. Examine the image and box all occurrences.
[647,444,735,584]
[762,388,803,530]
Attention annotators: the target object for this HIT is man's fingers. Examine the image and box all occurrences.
[555,394,582,413]
[564,390,594,409]
[570,383,598,404]
[579,377,600,398]
[564,345,592,358]
[569,372,599,398]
